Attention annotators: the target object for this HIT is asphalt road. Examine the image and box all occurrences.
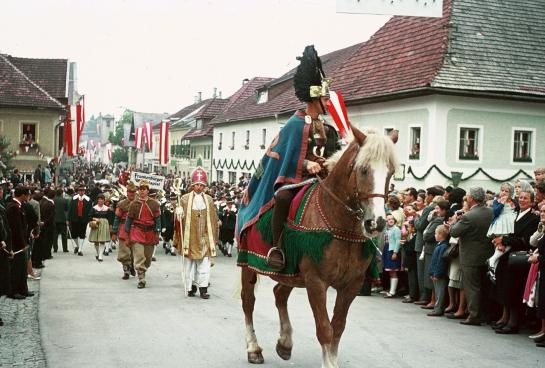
[39,246,544,368]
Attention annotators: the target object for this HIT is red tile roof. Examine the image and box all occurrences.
[0,54,65,110]
[7,56,68,99]
[332,0,451,101]
[180,98,229,139]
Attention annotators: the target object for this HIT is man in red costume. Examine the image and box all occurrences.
[125,180,161,289]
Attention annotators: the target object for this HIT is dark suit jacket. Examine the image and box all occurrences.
[68,195,92,224]
[450,204,494,267]
[6,199,28,251]
[502,209,539,251]
[40,197,56,228]
[415,204,434,253]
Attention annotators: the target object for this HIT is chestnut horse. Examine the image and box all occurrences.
[240,127,398,368]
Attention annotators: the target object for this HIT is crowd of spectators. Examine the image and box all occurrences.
[373,167,545,347]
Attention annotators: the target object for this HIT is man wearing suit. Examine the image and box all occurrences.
[449,186,494,325]
[493,189,539,334]
[39,189,56,259]
[53,189,70,252]
[6,186,33,299]
[414,186,444,305]
[68,185,92,256]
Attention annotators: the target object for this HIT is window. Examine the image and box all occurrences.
[228,171,237,184]
[409,127,421,160]
[513,129,533,163]
[216,170,224,182]
[21,123,37,144]
[261,128,266,149]
[230,132,235,150]
[257,90,268,104]
[205,145,211,159]
[218,133,222,150]
[458,127,480,160]
[245,130,250,149]
[196,119,203,130]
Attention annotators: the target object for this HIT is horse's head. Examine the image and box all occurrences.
[325,127,398,238]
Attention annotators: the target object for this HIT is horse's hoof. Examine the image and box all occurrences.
[276,342,292,360]
[248,351,264,364]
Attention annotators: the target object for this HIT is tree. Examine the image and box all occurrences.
[0,135,13,176]
[108,109,132,146]
[111,147,128,164]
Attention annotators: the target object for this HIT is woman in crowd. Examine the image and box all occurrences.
[383,214,402,298]
[88,194,113,262]
[527,204,545,345]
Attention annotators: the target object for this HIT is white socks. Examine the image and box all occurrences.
[389,278,398,296]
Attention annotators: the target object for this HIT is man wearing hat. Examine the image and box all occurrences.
[125,179,161,289]
[449,186,494,325]
[218,196,237,257]
[236,45,340,271]
[112,182,137,279]
[161,192,177,256]
[67,185,92,256]
[174,166,218,299]
[6,186,33,299]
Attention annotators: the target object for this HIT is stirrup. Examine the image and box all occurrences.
[266,246,285,271]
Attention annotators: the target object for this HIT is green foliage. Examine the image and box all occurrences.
[0,135,13,175]
[111,147,128,164]
[109,110,133,146]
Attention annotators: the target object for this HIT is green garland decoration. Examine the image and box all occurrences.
[407,165,533,183]
[212,158,257,171]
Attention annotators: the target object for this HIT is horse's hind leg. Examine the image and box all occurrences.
[241,267,264,364]
[273,283,293,360]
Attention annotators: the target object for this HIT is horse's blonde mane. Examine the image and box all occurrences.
[324,128,398,172]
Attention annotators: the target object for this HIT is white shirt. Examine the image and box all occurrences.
[516,208,531,222]
[192,193,207,210]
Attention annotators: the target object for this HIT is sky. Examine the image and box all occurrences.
[0,0,389,119]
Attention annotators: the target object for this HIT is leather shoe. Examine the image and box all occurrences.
[460,319,481,326]
[495,325,519,334]
[492,322,507,330]
[427,312,444,317]
[9,293,26,300]
[446,313,468,320]
[530,333,545,343]
[402,298,415,303]
[536,342,545,348]
[266,247,285,271]
[78,251,83,256]
[24,292,35,297]
[420,305,434,310]
[414,300,429,305]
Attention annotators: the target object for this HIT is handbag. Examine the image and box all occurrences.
[507,250,530,269]
[442,242,459,260]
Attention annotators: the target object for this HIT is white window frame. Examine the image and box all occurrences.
[408,124,422,161]
[218,132,222,150]
[456,124,483,164]
[216,170,224,182]
[228,171,237,184]
[510,127,535,165]
[230,131,235,150]
[257,90,268,104]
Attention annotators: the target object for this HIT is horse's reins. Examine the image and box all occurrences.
[315,161,386,222]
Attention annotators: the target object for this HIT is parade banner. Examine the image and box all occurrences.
[130,172,165,190]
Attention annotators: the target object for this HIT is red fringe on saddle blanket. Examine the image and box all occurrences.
[237,183,333,277]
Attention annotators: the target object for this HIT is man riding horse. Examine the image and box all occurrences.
[237,45,340,271]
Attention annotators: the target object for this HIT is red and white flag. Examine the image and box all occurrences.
[144,121,153,151]
[76,96,85,148]
[63,105,76,156]
[135,127,144,149]
[328,91,352,142]
[159,121,169,166]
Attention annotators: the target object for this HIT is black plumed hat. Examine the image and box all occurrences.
[293,45,326,102]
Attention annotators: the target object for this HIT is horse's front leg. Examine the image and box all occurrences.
[241,267,264,364]
[273,283,293,360]
[305,277,337,368]
[330,277,364,358]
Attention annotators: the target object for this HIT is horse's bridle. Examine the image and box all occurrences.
[316,160,387,222]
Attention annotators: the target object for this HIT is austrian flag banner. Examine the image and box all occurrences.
[144,121,153,151]
[159,121,169,166]
[135,127,144,149]
[328,91,352,142]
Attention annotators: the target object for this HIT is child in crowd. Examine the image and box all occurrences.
[427,225,450,316]
[383,214,402,298]
[487,182,518,281]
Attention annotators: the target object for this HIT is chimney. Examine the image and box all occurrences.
[213,87,217,98]
[242,78,249,85]
[218,91,222,98]
[198,92,202,102]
